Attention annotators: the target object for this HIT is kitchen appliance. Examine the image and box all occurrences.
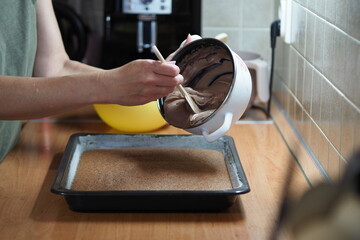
[122,0,172,53]
[102,0,201,69]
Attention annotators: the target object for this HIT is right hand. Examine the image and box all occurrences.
[98,59,183,106]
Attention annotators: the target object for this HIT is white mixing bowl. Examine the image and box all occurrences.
[158,38,252,142]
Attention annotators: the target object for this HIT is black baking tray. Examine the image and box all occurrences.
[51,134,250,212]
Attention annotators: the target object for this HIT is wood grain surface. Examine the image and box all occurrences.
[0,108,309,240]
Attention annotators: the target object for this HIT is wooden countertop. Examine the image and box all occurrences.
[0,108,310,240]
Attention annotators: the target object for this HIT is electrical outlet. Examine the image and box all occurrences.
[279,0,293,44]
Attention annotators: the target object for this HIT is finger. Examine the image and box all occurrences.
[153,61,180,76]
[185,34,192,44]
[166,34,194,61]
[149,74,183,87]
[166,34,202,61]
[144,85,176,97]
[135,84,178,104]
[180,34,202,47]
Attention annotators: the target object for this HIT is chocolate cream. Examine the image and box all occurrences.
[164,44,233,129]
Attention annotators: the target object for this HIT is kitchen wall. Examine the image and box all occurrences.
[62,0,277,65]
[273,0,360,182]
[201,0,277,64]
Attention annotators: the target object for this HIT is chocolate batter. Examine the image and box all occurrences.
[70,149,232,191]
[164,44,233,129]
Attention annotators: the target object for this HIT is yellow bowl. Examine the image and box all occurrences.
[93,101,167,133]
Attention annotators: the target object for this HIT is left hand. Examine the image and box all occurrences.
[166,34,202,61]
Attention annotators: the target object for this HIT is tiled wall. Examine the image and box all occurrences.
[273,0,360,181]
[201,0,277,64]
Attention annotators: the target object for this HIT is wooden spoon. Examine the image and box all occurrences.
[152,45,201,114]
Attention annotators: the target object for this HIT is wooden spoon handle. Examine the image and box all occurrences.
[152,45,200,114]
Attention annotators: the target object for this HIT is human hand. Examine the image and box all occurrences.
[98,59,183,106]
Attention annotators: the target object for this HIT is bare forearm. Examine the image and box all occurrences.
[62,59,100,75]
[1,59,183,120]
[0,73,102,120]
[1,0,183,121]
[33,0,101,78]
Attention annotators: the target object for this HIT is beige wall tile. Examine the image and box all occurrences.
[345,37,360,107]
[355,112,360,152]
[348,0,360,40]
[274,0,359,179]
[322,23,335,83]
[314,0,325,18]
[242,0,275,27]
[295,54,305,103]
[326,89,343,152]
[272,74,283,102]
[308,121,321,160]
[241,29,272,64]
[282,43,291,85]
[289,47,298,94]
[313,17,324,72]
[276,41,291,88]
[338,157,347,179]
[307,0,316,13]
[302,110,312,146]
[294,100,303,132]
[319,78,330,138]
[302,60,312,113]
[279,80,288,108]
[283,86,291,117]
[291,2,306,55]
[327,144,340,180]
[275,40,285,80]
[310,69,322,123]
[340,102,357,159]
[324,0,336,24]
[202,0,242,28]
[332,30,347,94]
[335,0,349,33]
[311,123,329,174]
[305,10,315,62]
[201,0,276,64]
[288,93,296,121]
[201,28,242,50]
[295,0,308,7]
[316,132,330,176]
